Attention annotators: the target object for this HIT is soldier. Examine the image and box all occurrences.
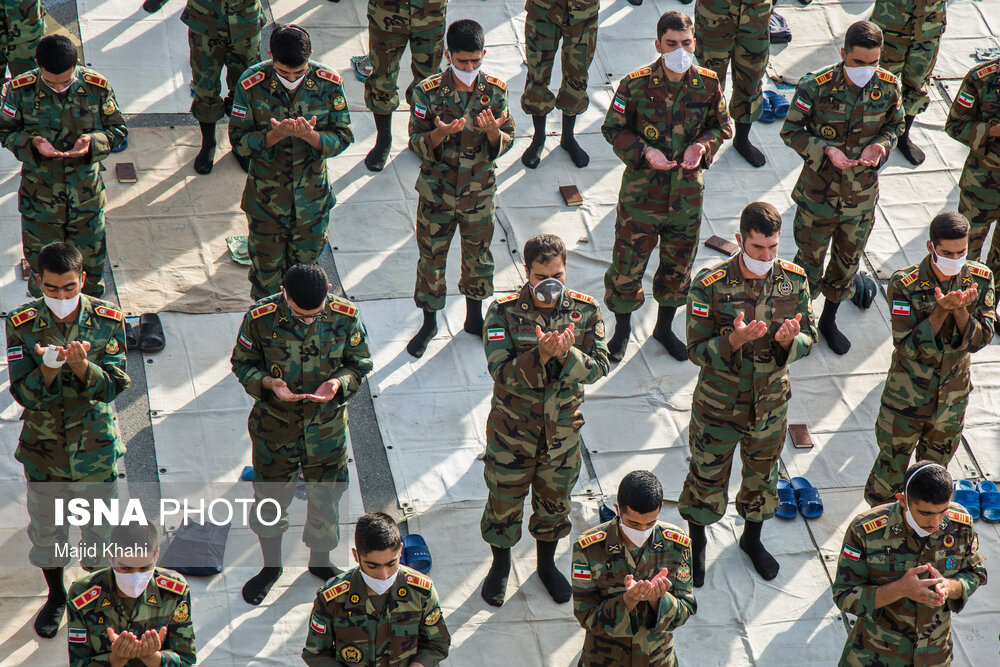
[302,512,450,666]
[519,0,598,170]
[230,263,373,606]
[678,202,816,587]
[182,0,264,174]
[0,34,127,298]
[602,11,732,364]
[694,0,771,167]
[5,242,130,638]
[572,471,696,666]
[869,0,946,165]
[781,21,904,355]
[229,24,354,302]
[864,213,995,506]
[479,234,609,607]
[945,58,1000,277]
[1,0,44,79]
[67,522,197,666]
[404,19,515,358]
[363,0,448,172]
[834,462,987,666]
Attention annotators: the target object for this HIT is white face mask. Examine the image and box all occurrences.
[662,48,696,74]
[737,235,775,276]
[277,73,304,90]
[114,569,155,598]
[932,251,966,277]
[450,64,480,87]
[44,293,81,319]
[360,568,397,596]
[45,76,76,94]
[619,521,654,547]
[844,65,876,87]
[904,506,936,538]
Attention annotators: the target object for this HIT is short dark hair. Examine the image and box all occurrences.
[523,234,567,272]
[657,11,694,40]
[36,35,78,74]
[447,19,484,53]
[355,512,401,555]
[739,202,783,238]
[903,462,952,505]
[929,212,970,246]
[844,21,882,51]
[108,522,160,558]
[270,24,311,67]
[283,263,328,309]
[618,471,663,515]
[37,242,84,276]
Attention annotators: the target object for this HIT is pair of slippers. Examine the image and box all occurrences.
[125,313,165,353]
[777,477,823,519]
[760,91,790,123]
[954,480,1000,521]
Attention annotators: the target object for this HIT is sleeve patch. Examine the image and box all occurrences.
[155,575,187,595]
[405,572,432,591]
[71,585,102,610]
[663,529,691,547]
[322,580,350,601]
[424,607,442,625]
[691,301,710,317]
[900,269,920,287]
[11,308,38,327]
[484,74,507,91]
[241,71,265,90]
[413,103,427,119]
[251,303,277,320]
[11,73,36,89]
[568,290,596,306]
[576,530,607,548]
[696,66,718,80]
[316,69,342,85]
[701,268,726,287]
[947,509,972,526]
[572,562,592,580]
[421,75,443,92]
[814,71,833,86]
[956,91,975,108]
[2,101,16,118]
[6,346,23,362]
[779,260,805,276]
[487,328,505,341]
[310,614,327,634]
[330,301,358,317]
[794,97,812,113]
[975,63,998,79]
[842,545,862,561]
[68,627,88,643]
[863,516,889,534]
[876,69,896,84]
[238,332,254,350]
[628,67,652,80]
[94,306,124,322]
[612,96,626,113]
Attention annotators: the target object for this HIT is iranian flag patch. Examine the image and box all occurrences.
[487,328,505,341]
[68,627,87,643]
[6,346,23,361]
[572,563,591,580]
[842,545,862,562]
[891,300,910,316]
[1,102,15,118]
[612,96,626,114]
[238,332,253,349]
[691,302,710,318]
[414,104,427,119]
[957,91,974,108]
[310,615,327,635]
[794,98,812,113]
[231,104,247,119]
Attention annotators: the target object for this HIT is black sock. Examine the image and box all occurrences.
[308,550,341,582]
[365,113,393,172]
[406,310,438,358]
[536,540,571,603]
[734,121,765,167]
[652,305,686,361]
[688,522,706,588]
[560,114,589,168]
[481,546,512,607]
[819,299,851,355]
[34,567,66,638]
[521,114,547,168]
[242,536,283,605]
[194,122,217,174]
[739,519,780,580]
[607,312,632,363]
[898,115,925,165]
[464,297,484,336]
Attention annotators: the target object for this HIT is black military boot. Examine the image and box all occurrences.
[194,122,217,174]
[521,114,547,168]
[481,546,511,607]
[739,519,779,580]
[242,535,283,605]
[365,113,393,172]
[560,113,589,168]
[898,115,925,165]
[406,310,438,358]
[734,121,765,167]
[34,567,66,638]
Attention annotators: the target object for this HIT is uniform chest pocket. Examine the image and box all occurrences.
[75,105,96,133]
[770,296,798,322]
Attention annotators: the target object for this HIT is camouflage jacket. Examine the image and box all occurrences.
[525,0,599,26]
[572,520,696,667]
[781,63,904,213]
[229,60,354,225]
[483,284,609,454]
[833,502,986,664]
[0,0,45,42]
[67,567,196,667]
[686,255,816,413]
[180,0,263,33]
[0,65,127,217]
[945,60,1000,170]
[408,68,515,201]
[881,257,995,416]
[6,296,130,481]
[302,565,450,666]
[368,0,448,33]
[871,0,946,39]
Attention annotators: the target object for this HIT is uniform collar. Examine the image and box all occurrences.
[32,294,96,332]
[267,60,315,97]
[35,65,86,99]
[722,254,787,287]
[345,567,408,613]
[95,567,161,609]
[647,58,700,90]
[515,283,572,317]
[439,67,486,98]
[919,255,970,290]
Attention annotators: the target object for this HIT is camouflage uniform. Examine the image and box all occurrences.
[365,0,447,114]
[945,60,1000,276]
[0,0,44,78]
[408,69,515,311]
[870,0,946,117]
[833,502,987,666]
[6,296,129,568]
[181,0,264,124]
[678,256,816,526]
[230,293,373,550]
[229,61,354,301]
[0,67,128,298]
[521,0,599,117]
[572,520,696,667]
[602,59,732,313]
[302,565,450,666]
[694,0,772,125]
[67,567,196,667]
[781,63,904,303]
[864,259,996,506]
[480,284,609,547]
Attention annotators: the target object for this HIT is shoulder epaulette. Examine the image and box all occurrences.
[404,571,432,591]
[496,294,519,304]
[82,72,108,89]
[576,530,607,548]
[155,574,187,595]
[421,75,443,92]
[899,268,920,287]
[71,585,102,610]
[628,67,652,80]
[322,580,350,602]
[94,305,123,322]
[568,290,597,306]
[862,515,889,534]
[251,303,277,320]
[701,268,726,287]
[696,67,718,80]
[11,73,36,89]
[316,69,342,85]
[10,307,38,327]
[876,69,897,84]
[814,71,834,86]
[947,509,972,526]
[329,300,357,317]
[779,260,805,277]
[975,63,998,79]
[484,74,507,91]
[969,264,992,279]
[662,528,691,548]
[241,71,266,90]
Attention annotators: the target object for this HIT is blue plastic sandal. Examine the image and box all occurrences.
[776,479,797,519]
[402,534,432,573]
[759,93,775,123]
[764,90,789,117]
[789,477,823,518]
[953,480,981,520]
[976,480,999,522]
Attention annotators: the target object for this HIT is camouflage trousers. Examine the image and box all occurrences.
[188,24,262,123]
[838,622,952,667]
[26,476,118,569]
[604,170,705,312]
[247,214,329,302]
[365,24,445,114]
[863,400,966,506]
[792,205,875,303]
[521,11,597,117]
[1,12,44,78]
[481,420,582,548]
[249,406,350,551]
[873,28,940,117]
[23,209,106,298]
[414,194,495,311]
[695,0,771,124]
[959,163,1000,276]
[678,399,786,525]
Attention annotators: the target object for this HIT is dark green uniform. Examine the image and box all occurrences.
[480,284,609,548]
[230,293,373,550]
[870,0,946,117]
[521,0,599,117]
[67,567,196,667]
[572,520,696,667]
[0,0,44,78]
[302,566,450,666]
[229,61,354,301]
[0,67,128,298]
